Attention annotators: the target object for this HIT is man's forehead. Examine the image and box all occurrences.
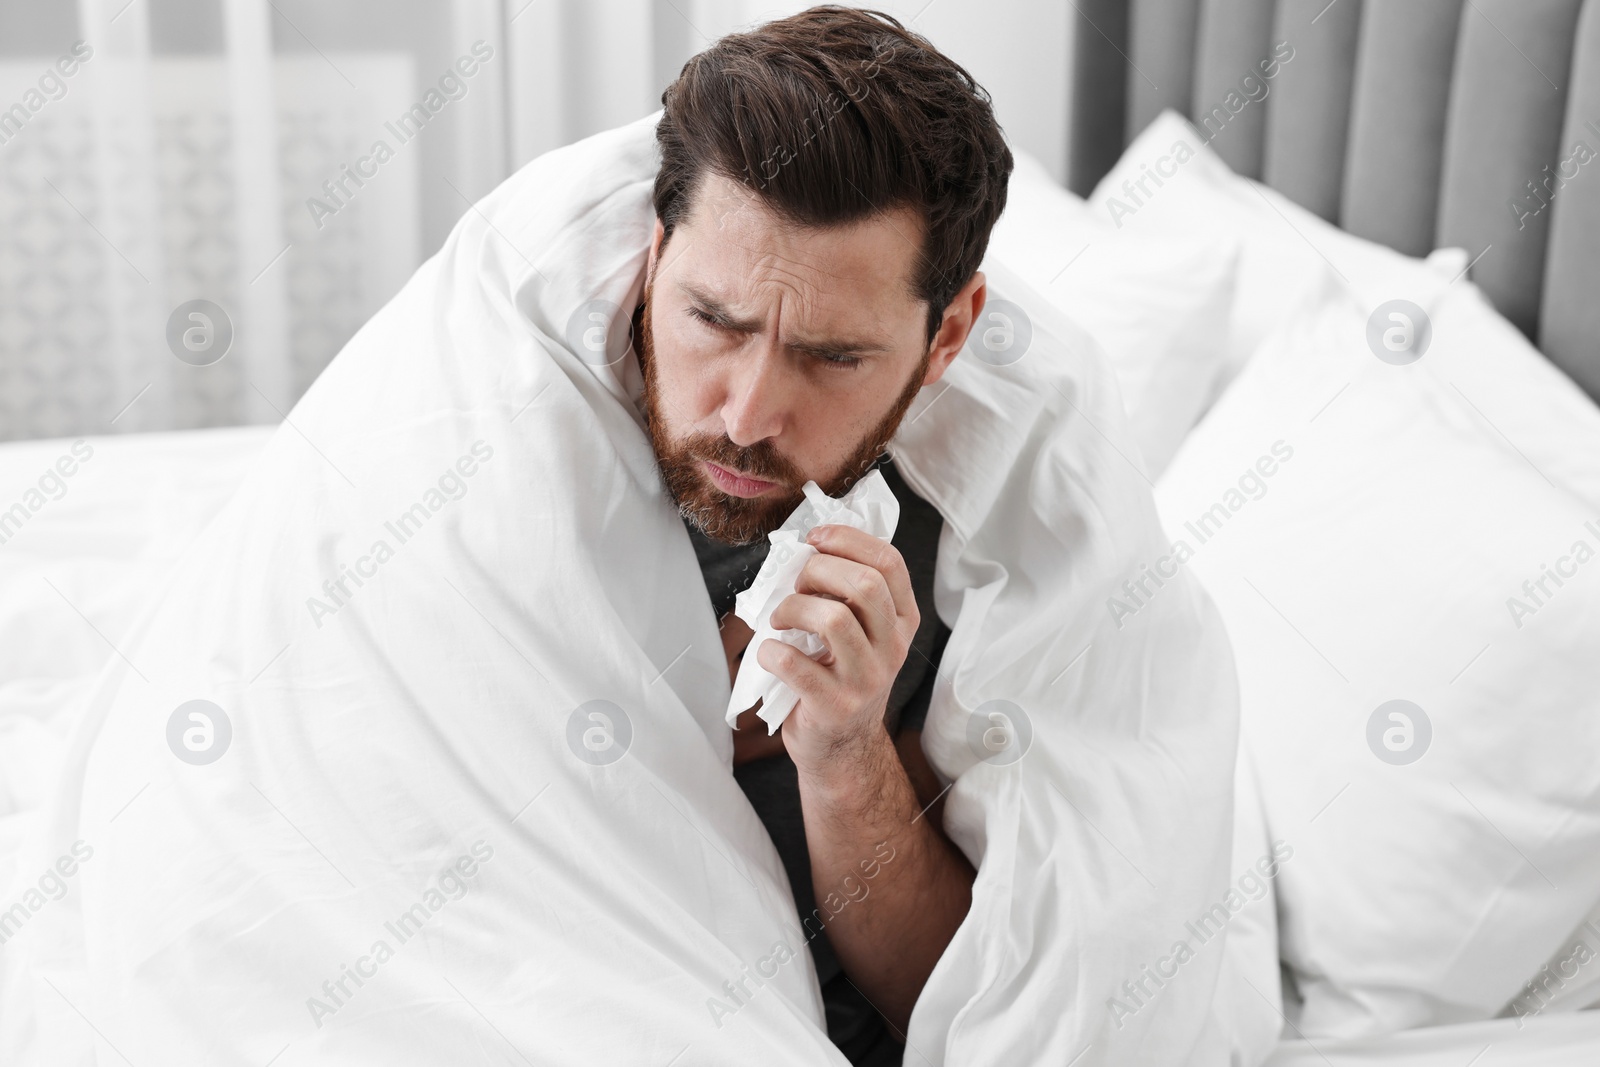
[674,172,925,311]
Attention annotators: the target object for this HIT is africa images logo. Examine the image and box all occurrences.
[305,841,494,1028]
[1106,840,1293,1028]
[304,440,495,628]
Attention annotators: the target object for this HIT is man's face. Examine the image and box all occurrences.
[636,172,974,545]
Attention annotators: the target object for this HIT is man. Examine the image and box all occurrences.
[625,7,1013,1061]
[16,2,1245,1061]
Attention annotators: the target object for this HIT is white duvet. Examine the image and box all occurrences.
[1,111,1241,1064]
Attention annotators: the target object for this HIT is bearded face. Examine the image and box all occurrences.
[636,275,929,545]
[632,173,942,546]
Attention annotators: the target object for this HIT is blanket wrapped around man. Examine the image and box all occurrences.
[7,110,1240,1065]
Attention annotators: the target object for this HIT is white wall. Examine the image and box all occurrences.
[705,0,1073,182]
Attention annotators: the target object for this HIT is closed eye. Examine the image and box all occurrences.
[813,351,862,369]
[686,305,723,330]
[686,306,861,369]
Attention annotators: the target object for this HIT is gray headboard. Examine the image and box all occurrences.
[1067,0,1600,401]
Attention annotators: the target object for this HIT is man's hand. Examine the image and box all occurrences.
[754,522,972,1038]
[754,523,919,772]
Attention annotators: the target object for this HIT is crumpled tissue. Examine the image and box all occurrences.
[724,468,901,735]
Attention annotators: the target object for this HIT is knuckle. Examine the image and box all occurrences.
[879,578,900,617]
[794,558,822,593]
[768,598,790,629]
[863,563,890,597]
[897,618,917,655]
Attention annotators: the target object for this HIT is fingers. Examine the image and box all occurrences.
[758,527,920,716]
[755,635,834,703]
[793,551,913,649]
[804,525,919,627]
[768,592,871,668]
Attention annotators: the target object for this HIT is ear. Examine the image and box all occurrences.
[921,270,987,388]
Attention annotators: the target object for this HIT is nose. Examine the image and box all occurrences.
[720,346,790,447]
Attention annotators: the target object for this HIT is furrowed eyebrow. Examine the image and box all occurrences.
[679,283,763,334]
[677,281,891,359]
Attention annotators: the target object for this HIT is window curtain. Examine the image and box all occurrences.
[0,0,1070,442]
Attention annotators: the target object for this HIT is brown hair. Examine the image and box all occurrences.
[652,5,1014,346]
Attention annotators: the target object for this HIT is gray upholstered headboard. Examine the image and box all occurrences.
[1066,0,1600,401]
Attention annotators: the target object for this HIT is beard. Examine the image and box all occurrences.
[635,275,930,546]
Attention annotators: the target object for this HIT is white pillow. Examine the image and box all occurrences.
[1153,270,1600,1040]
[1090,110,1467,409]
[984,147,1237,478]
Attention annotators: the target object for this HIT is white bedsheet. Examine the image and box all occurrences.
[0,112,1241,1065]
[0,427,272,874]
[1264,1011,1600,1066]
[0,425,273,683]
[7,425,1599,1066]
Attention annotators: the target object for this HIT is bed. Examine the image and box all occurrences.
[1057,0,1600,1062]
[3,3,1600,1063]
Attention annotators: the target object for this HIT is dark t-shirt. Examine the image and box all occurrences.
[683,455,950,1066]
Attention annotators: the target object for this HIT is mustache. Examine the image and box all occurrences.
[682,431,805,486]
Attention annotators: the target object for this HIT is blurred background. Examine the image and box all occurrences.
[0,0,1076,442]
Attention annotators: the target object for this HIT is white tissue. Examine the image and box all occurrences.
[724,468,901,735]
